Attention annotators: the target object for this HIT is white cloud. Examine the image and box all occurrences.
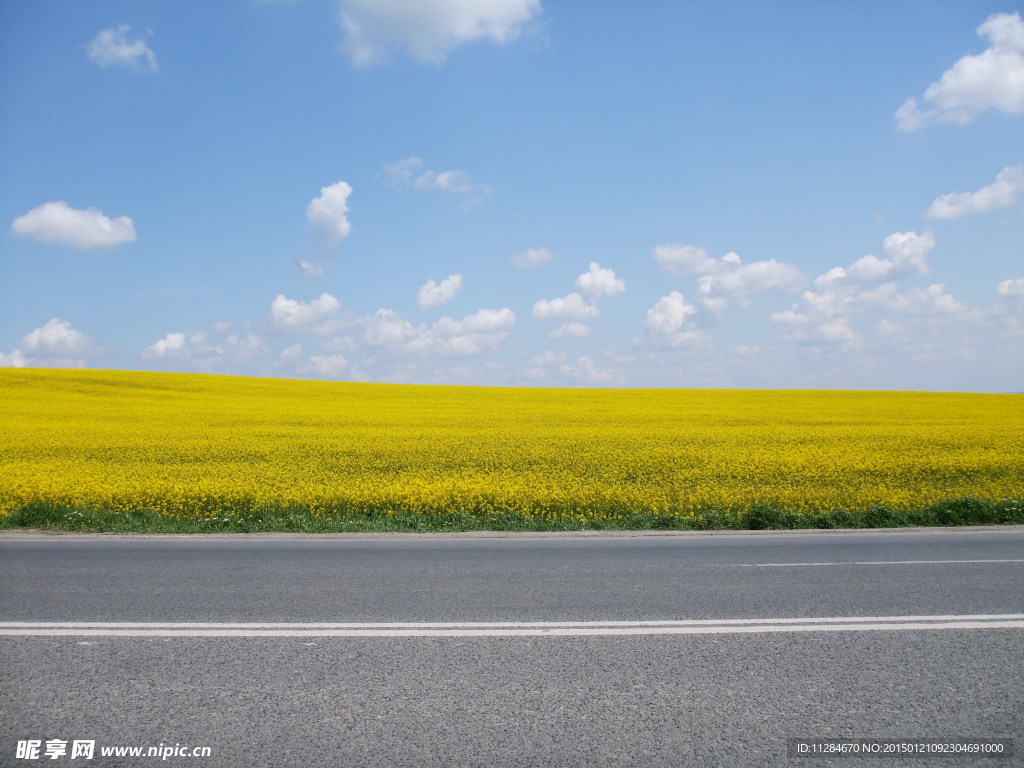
[697,257,805,299]
[846,254,896,282]
[897,12,1024,130]
[550,322,592,339]
[382,158,487,201]
[652,244,720,276]
[926,166,1024,219]
[998,277,1024,297]
[2,319,101,368]
[653,244,804,309]
[269,293,342,334]
[143,332,188,360]
[844,231,935,283]
[575,262,625,301]
[21,318,100,360]
[532,292,599,320]
[434,307,515,335]
[11,201,136,250]
[307,181,352,245]
[361,306,515,357]
[818,318,861,346]
[337,0,542,66]
[279,344,303,361]
[645,291,704,347]
[301,354,349,378]
[86,25,157,72]
[512,247,553,268]
[0,349,28,368]
[414,169,474,193]
[432,308,515,356]
[143,328,269,371]
[418,273,463,309]
[295,258,325,278]
[363,308,421,348]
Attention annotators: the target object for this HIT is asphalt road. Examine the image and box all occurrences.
[1,528,1022,767]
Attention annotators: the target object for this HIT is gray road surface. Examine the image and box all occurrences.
[1,528,1022,767]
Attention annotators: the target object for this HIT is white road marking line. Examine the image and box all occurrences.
[2,615,1022,638]
[740,559,1024,567]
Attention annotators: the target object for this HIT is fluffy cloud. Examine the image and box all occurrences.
[269,293,342,334]
[653,244,804,310]
[772,263,972,352]
[307,181,352,245]
[143,332,187,360]
[144,327,269,371]
[86,25,157,72]
[532,292,599,320]
[645,291,705,348]
[697,257,804,299]
[575,262,625,301]
[361,306,515,357]
[897,12,1024,130]
[432,308,515,356]
[11,201,136,250]
[926,166,1024,219]
[511,247,553,268]
[418,273,463,309]
[337,0,542,65]
[524,351,614,384]
[550,322,592,339]
[998,276,1024,297]
[1,319,101,368]
[845,231,935,283]
[301,354,349,378]
[534,262,625,323]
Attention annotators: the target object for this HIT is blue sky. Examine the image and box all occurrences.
[2,1,1022,391]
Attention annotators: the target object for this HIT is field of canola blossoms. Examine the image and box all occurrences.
[1,368,1022,531]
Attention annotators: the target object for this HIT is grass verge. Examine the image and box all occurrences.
[1,498,1022,534]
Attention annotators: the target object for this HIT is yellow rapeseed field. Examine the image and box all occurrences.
[1,368,1021,526]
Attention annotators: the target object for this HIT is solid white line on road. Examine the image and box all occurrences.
[2,615,1022,638]
[739,559,1024,567]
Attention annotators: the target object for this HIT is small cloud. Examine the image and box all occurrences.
[575,262,625,301]
[382,158,488,203]
[337,0,542,66]
[269,293,342,334]
[418,273,463,309]
[645,291,705,348]
[550,322,592,339]
[414,169,474,193]
[143,327,269,371]
[301,354,349,378]
[279,343,303,361]
[652,244,720,276]
[896,12,1024,130]
[307,181,353,245]
[87,25,158,72]
[653,244,804,309]
[11,201,136,250]
[143,332,187,360]
[512,247,553,268]
[295,257,325,278]
[2,318,101,368]
[532,292,599,321]
[998,276,1024,297]
[926,166,1024,219]
[845,231,934,283]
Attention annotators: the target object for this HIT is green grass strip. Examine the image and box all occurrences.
[1,498,1021,534]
